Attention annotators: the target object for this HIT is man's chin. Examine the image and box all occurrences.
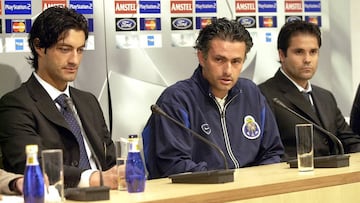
[64,73,77,81]
[217,86,232,94]
[302,75,314,81]
[64,77,76,83]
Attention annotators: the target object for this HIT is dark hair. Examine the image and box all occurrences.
[277,20,321,56]
[27,6,89,70]
[194,17,253,59]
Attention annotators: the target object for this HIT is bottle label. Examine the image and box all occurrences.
[26,154,39,165]
[128,138,140,152]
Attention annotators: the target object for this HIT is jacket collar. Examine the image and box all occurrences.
[26,74,72,130]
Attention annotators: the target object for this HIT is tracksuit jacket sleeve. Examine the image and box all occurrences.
[253,97,284,165]
[142,103,208,179]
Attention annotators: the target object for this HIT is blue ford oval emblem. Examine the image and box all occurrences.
[172,18,192,30]
[238,16,256,28]
[117,19,137,31]
[286,16,302,23]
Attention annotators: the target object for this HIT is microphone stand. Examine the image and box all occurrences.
[151,104,234,184]
[63,97,110,201]
[272,98,350,168]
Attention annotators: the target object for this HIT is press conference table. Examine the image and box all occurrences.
[67,153,360,203]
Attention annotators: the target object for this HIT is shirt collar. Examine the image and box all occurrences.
[280,68,312,93]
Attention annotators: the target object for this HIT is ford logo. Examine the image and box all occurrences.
[237,17,256,28]
[286,16,302,23]
[172,18,192,30]
[117,19,136,31]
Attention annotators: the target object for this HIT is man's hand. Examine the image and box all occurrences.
[90,165,125,189]
[14,177,24,194]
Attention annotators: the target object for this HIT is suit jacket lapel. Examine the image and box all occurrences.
[274,70,322,125]
[310,88,327,128]
[70,89,104,157]
[26,74,71,131]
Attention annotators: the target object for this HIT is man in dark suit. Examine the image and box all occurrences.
[350,84,360,135]
[259,20,360,161]
[0,7,120,189]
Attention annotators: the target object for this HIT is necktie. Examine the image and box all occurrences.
[301,91,316,112]
[55,94,91,169]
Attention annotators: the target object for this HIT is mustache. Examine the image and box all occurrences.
[65,63,78,68]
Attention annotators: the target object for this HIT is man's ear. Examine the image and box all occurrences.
[197,50,205,67]
[278,49,285,63]
[33,38,44,56]
[33,38,40,48]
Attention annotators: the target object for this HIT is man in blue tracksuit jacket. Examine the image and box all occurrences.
[142,18,284,179]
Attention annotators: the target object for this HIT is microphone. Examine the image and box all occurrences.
[63,97,110,201]
[150,104,234,184]
[272,98,349,168]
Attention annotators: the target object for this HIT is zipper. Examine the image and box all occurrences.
[211,93,240,168]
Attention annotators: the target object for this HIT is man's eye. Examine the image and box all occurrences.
[58,47,71,52]
[232,59,242,64]
[215,58,224,63]
[77,48,85,54]
[310,50,318,55]
[295,50,303,55]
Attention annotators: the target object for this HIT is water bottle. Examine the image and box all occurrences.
[125,134,146,193]
[23,144,45,203]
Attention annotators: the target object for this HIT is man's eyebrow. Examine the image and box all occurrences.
[56,43,86,48]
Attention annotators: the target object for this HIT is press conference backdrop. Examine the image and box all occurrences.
[0,0,359,142]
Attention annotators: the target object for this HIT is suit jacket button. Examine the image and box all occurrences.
[71,161,79,167]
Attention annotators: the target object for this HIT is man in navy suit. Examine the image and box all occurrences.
[259,20,360,161]
[0,7,121,189]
